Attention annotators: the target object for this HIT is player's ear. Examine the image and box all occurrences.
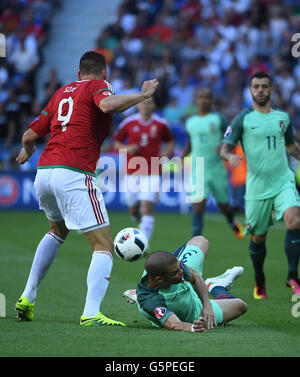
[154,275,164,284]
[77,71,81,80]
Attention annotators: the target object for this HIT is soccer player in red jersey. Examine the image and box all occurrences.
[113,97,174,242]
[15,51,159,326]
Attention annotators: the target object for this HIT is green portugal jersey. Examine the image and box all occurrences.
[136,262,202,327]
[223,108,295,200]
[185,112,228,169]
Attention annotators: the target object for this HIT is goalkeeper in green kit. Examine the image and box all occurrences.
[220,71,300,298]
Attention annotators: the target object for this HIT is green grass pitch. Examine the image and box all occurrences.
[0,210,299,357]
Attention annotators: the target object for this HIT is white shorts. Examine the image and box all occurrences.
[121,174,160,207]
[34,168,109,232]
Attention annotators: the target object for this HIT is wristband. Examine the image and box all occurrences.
[191,324,195,332]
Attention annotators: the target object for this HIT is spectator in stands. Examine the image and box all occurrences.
[1,0,300,175]
[0,0,58,157]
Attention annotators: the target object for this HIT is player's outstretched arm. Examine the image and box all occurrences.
[16,128,40,164]
[164,313,207,333]
[99,79,159,114]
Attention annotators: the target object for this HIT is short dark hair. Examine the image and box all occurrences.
[250,71,272,85]
[145,251,178,278]
[79,51,106,76]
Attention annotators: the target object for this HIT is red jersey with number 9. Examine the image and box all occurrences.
[29,79,114,175]
[113,113,173,175]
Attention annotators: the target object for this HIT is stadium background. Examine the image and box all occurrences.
[1,0,300,212]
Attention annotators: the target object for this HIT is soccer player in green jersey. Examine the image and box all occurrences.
[183,88,244,239]
[124,235,247,332]
[220,71,300,298]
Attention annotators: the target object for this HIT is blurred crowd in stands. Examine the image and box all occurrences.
[1,0,300,171]
[0,0,61,169]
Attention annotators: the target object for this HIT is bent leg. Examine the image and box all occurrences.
[186,235,209,259]
[83,223,114,253]
[212,298,248,323]
[177,236,210,276]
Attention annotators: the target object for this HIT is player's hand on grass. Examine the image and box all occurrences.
[228,154,242,169]
[192,317,208,332]
[200,304,217,329]
[141,79,159,99]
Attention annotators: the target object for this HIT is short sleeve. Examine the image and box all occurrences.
[284,115,295,146]
[218,112,229,134]
[185,117,192,134]
[140,294,174,327]
[29,106,51,137]
[91,80,114,107]
[222,109,249,146]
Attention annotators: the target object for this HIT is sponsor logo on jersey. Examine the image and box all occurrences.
[154,307,166,319]
[0,175,19,206]
[224,126,232,138]
[102,91,112,96]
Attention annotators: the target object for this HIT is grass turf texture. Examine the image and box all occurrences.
[0,210,299,357]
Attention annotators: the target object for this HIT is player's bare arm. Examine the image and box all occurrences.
[100,79,159,114]
[286,142,300,161]
[188,266,217,329]
[164,313,207,333]
[16,128,40,164]
[220,143,242,168]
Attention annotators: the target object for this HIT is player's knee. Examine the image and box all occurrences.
[193,203,205,215]
[284,207,300,229]
[237,299,248,315]
[94,238,114,253]
[49,221,69,240]
[286,216,300,230]
[251,234,266,244]
[188,236,209,256]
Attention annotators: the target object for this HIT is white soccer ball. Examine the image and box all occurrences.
[114,227,149,262]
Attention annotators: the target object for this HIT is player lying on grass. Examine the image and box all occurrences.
[123,236,247,332]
